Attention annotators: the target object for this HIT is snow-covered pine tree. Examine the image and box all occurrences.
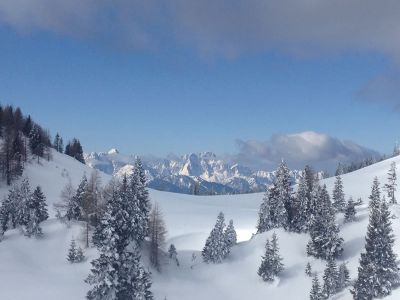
[270,232,284,276]
[291,175,309,233]
[368,177,381,210]
[168,244,179,266]
[307,185,343,260]
[332,174,346,212]
[305,262,312,277]
[384,161,397,204]
[32,186,48,223]
[0,185,19,232]
[344,198,356,223]
[87,185,153,299]
[310,275,323,300]
[258,239,274,282]
[24,208,43,237]
[67,238,78,263]
[131,157,151,243]
[337,262,350,290]
[352,195,399,299]
[256,187,273,233]
[269,183,288,229]
[275,160,294,230]
[202,212,228,264]
[322,259,339,298]
[224,219,237,251]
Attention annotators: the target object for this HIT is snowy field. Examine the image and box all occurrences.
[1,150,400,299]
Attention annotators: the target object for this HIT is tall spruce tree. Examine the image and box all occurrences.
[338,262,350,290]
[352,196,399,299]
[202,212,228,264]
[224,219,237,250]
[322,259,339,298]
[307,185,343,260]
[258,233,284,282]
[368,177,381,210]
[310,275,323,300]
[257,187,273,233]
[332,174,346,212]
[344,198,356,223]
[32,186,48,223]
[87,184,153,299]
[291,175,309,233]
[275,161,293,230]
[384,162,397,204]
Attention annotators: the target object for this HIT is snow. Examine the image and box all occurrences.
[2,150,400,299]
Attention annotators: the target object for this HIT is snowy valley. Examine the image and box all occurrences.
[1,145,400,299]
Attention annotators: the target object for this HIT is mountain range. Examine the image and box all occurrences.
[84,149,316,194]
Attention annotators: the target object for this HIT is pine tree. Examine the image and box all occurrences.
[352,196,399,299]
[224,219,237,251]
[338,262,350,290]
[344,198,356,223]
[307,185,343,260]
[257,188,273,233]
[202,212,228,264]
[29,125,44,162]
[310,275,323,300]
[87,186,153,299]
[132,157,151,243]
[332,175,346,212]
[67,238,78,263]
[275,160,293,230]
[258,239,274,282]
[32,186,48,223]
[368,177,380,210]
[168,244,179,267]
[384,162,397,204]
[269,183,287,229]
[291,175,309,233]
[305,262,312,277]
[258,233,284,282]
[322,259,339,298]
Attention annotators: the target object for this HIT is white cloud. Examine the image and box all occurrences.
[233,131,379,172]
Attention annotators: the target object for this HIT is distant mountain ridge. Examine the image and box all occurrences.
[84,149,314,195]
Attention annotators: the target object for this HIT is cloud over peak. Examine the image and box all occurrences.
[234,131,379,172]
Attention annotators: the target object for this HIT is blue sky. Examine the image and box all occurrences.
[1,1,400,170]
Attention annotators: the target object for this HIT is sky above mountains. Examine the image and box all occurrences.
[1,1,400,170]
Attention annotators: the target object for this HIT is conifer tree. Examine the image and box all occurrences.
[368,177,381,210]
[32,186,48,223]
[344,198,356,223]
[202,212,228,264]
[258,233,284,282]
[257,188,273,233]
[352,197,399,299]
[292,175,309,233]
[87,185,153,299]
[322,259,339,298]
[384,162,397,204]
[275,160,293,230]
[338,262,350,290]
[310,275,323,300]
[67,238,78,263]
[307,185,343,260]
[224,219,237,250]
[332,174,346,212]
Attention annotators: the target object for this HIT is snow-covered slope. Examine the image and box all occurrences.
[2,150,400,299]
[84,150,308,194]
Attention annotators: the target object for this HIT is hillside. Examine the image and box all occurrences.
[1,150,400,299]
